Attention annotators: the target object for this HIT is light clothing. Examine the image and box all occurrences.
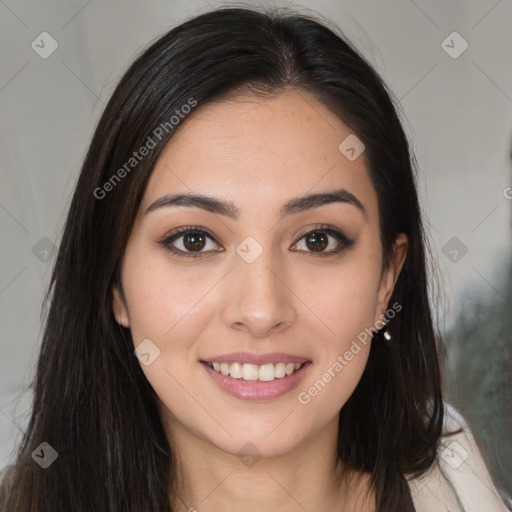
[408,401,510,511]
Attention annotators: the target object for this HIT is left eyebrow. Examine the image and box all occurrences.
[144,187,367,220]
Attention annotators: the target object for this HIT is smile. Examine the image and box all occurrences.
[205,361,304,381]
[201,359,312,401]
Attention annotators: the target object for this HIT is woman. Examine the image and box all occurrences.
[0,6,509,511]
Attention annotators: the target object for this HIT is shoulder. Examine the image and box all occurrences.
[407,401,510,511]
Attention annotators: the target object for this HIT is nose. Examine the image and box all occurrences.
[219,247,297,338]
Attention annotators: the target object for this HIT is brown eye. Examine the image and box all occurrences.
[159,226,221,258]
[293,226,355,256]
[304,231,328,252]
[182,231,207,252]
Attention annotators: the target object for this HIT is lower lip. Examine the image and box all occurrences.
[201,361,312,401]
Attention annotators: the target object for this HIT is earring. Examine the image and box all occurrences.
[380,317,391,341]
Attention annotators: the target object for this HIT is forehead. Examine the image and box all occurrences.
[141,89,378,221]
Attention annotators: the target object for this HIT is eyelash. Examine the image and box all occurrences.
[158,224,355,259]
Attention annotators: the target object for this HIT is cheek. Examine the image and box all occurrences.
[122,251,213,347]
[303,256,381,343]
[296,287,374,422]
[294,258,380,412]
[121,254,217,426]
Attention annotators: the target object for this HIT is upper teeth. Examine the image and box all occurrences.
[209,362,303,381]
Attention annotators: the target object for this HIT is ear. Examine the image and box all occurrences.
[374,233,408,324]
[112,283,130,328]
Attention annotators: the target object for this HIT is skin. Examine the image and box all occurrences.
[112,88,408,511]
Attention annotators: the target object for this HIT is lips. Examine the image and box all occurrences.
[200,352,312,401]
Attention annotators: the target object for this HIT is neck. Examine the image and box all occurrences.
[164,414,374,512]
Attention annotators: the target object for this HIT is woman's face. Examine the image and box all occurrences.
[113,89,407,460]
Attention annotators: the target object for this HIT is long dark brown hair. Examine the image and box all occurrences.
[0,6,444,511]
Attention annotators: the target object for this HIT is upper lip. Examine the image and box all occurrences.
[201,352,311,366]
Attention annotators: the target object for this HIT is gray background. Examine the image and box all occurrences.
[1,0,511,502]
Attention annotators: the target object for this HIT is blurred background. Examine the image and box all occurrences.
[1,0,511,504]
